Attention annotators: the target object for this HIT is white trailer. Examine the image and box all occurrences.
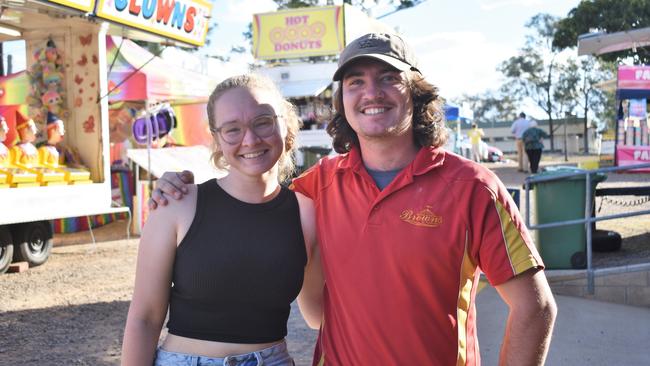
[0,9,119,273]
[0,0,212,273]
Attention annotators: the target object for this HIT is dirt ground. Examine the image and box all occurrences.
[1,154,648,365]
[0,233,318,365]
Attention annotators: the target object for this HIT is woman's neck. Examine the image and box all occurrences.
[217,170,281,204]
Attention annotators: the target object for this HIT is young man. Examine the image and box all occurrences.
[511,112,531,172]
[151,33,557,366]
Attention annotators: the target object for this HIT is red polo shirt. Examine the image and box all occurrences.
[291,146,543,366]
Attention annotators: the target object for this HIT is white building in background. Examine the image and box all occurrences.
[257,62,337,123]
[467,117,597,154]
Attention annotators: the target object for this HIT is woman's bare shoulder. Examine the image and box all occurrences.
[150,184,198,220]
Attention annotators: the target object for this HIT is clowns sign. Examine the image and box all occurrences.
[95,0,212,46]
[252,6,345,59]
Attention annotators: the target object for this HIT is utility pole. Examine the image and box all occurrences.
[0,43,4,76]
[563,112,570,162]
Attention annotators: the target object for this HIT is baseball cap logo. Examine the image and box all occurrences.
[358,34,385,49]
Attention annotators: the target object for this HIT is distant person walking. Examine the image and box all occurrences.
[511,112,530,172]
[522,120,549,173]
[467,123,485,162]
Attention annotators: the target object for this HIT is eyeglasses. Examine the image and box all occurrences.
[214,114,279,145]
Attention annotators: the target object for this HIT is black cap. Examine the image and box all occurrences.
[333,33,421,81]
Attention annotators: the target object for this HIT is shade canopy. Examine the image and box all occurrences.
[277,79,332,98]
[578,28,650,56]
[127,146,225,183]
[107,36,219,103]
[444,104,459,121]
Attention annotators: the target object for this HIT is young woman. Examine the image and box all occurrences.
[121,74,322,366]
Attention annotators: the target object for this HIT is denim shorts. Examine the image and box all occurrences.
[153,340,294,366]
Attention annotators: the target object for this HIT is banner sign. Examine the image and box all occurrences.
[252,6,345,60]
[618,65,650,90]
[95,0,212,46]
[44,0,95,12]
[629,98,647,119]
[616,145,650,172]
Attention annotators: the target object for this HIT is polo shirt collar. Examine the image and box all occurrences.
[411,146,446,176]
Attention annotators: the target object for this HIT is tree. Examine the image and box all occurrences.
[568,58,613,152]
[498,13,562,150]
[455,90,517,123]
[274,0,321,9]
[553,60,580,119]
[553,0,650,64]
[133,40,164,56]
[553,60,581,159]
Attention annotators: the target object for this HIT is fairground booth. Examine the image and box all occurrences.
[578,29,650,172]
[106,35,218,162]
[615,65,650,172]
[0,0,213,234]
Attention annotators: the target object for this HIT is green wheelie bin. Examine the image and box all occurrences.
[299,146,332,172]
[531,166,606,269]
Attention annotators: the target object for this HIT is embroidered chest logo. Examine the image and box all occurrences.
[399,205,442,228]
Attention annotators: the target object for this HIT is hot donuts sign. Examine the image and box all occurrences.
[95,0,212,46]
[253,6,345,60]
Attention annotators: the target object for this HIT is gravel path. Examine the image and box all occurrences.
[0,237,318,365]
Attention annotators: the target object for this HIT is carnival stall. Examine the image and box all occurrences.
[0,0,212,272]
[106,35,220,164]
[615,65,650,172]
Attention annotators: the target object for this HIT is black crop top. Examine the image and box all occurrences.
[166,180,307,343]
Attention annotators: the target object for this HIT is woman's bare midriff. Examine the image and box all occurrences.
[161,334,283,358]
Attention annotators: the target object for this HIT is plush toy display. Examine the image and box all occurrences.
[1,112,39,187]
[0,115,10,187]
[10,110,65,185]
[38,112,65,166]
[27,39,67,123]
[0,116,9,165]
[11,110,40,167]
[38,112,91,184]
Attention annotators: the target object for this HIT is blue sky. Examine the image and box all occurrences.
[4,0,583,106]
[205,0,583,102]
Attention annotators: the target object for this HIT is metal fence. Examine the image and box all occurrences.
[523,162,650,294]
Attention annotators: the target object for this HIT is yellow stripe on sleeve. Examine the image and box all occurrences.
[495,199,539,274]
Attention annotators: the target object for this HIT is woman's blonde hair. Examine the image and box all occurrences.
[206,74,302,182]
